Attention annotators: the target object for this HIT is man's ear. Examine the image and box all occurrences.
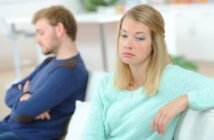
[55,22,65,38]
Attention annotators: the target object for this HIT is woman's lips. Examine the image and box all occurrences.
[122,52,135,58]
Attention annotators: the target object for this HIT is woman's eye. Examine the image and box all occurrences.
[120,34,128,39]
[135,37,145,41]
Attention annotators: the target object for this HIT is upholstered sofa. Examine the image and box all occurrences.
[64,71,214,140]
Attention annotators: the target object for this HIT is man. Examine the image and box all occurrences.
[0,5,88,140]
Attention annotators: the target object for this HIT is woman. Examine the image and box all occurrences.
[83,4,214,140]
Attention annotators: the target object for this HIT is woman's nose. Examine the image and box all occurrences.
[125,37,134,49]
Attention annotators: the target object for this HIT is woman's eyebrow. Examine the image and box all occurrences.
[120,29,127,33]
[120,29,146,35]
[135,32,146,35]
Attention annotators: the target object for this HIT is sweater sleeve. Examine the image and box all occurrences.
[82,76,107,140]
[160,65,214,111]
[185,71,214,110]
[5,61,47,108]
[10,68,81,122]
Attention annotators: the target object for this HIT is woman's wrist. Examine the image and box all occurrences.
[180,95,189,108]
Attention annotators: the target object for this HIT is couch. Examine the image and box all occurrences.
[64,71,214,140]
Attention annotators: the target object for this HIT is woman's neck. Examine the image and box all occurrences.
[129,60,150,89]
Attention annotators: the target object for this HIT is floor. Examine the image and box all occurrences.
[0,61,214,120]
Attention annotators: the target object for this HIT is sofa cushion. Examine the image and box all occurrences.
[65,71,107,140]
[65,101,91,140]
[174,109,214,140]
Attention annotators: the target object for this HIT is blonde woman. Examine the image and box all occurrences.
[83,4,214,140]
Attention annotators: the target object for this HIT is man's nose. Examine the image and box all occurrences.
[35,36,40,43]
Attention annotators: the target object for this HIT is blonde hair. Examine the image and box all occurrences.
[114,4,171,96]
[32,5,77,41]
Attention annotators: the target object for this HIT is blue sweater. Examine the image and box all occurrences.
[83,64,214,140]
[0,54,88,140]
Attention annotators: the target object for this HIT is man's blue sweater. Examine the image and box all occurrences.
[0,54,88,140]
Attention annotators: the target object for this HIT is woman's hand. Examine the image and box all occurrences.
[151,95,189,134]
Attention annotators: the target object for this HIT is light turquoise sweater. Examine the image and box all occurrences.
[83,64,214,140]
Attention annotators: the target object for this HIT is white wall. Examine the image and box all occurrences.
[156,4,214,62]
[176,9,214,61]
[1,3,214,71]
[0,0,62,18]
[76,23,117,71]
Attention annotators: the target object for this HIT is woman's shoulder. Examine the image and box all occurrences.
[163,64,209,79]
[160,64,211,91]
[160,64,195,89]
[158,64,193,99]
[163,64,195,78]
[164,64,184,73]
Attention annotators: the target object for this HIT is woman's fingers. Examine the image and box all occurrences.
[151,111,161,131]
[151,95,189,135]
[151,107,173,134]
[158,113,171,134]
[157,113,167,134]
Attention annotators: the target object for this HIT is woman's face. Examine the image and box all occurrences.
[118,17,152,67]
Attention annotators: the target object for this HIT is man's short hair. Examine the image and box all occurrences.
[32,5,77,41]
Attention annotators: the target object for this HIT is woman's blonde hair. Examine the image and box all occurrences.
[114,4,171,96]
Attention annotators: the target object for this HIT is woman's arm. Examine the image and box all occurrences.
[151,95,189,134]
[152,65,214,134]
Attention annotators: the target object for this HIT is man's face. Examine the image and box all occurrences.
[35,18,60,55]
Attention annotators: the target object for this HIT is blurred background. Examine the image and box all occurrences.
[0,0,214,119]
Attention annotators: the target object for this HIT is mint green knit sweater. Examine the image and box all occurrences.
[83,64,214,140]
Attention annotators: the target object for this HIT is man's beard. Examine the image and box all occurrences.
[43,51,53,55]
[42,43,58,56]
